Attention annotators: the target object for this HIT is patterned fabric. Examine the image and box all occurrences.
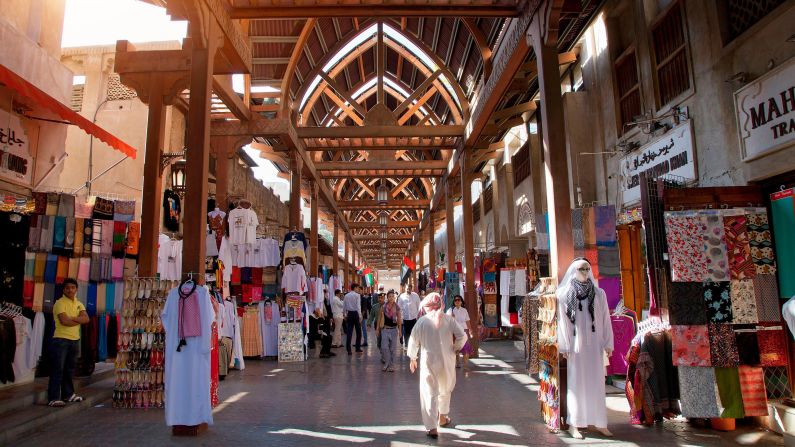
[595,205,617,247]
[669,282,707,325]
[278,322,304,362]
[671,325,711,366]
[583,207,596,247]
[730,279,758,324]
[92,197,114,220]
[572,209,584,250]
[597,247,620,278]
[764,366,792,399]
[704,281,732,323]
[757,328,788,367]
[735,331,761,365]
[708,324,739,367]
[678,366,721,418]
[665,213,708,282]
[724,215,755,280]
[585,248,599,279]
[748,212,776,274]
[715,367,745,418]
[754,274,781,322]
[701,213,731,282]
[738,366,768,416]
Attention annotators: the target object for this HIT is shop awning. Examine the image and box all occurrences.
[0,64,137,159]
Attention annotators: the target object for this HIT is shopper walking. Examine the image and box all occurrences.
[368,292,386,362]
[408,292,467,438]
[376,290,402,372]
[446,295,474,369]
[360,290,372,347]
[398,284,421,349]
[331,289,344,347]
[48,278,89,407]
[344,284,363,355]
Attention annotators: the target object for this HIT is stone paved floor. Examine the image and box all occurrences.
[15,331,783,446]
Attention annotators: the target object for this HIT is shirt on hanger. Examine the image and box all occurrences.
[281,264,307,294]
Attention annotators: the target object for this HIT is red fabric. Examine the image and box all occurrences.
[738,366,768,416]
[211,323,219,407]
[242,284,253,303]
[0,64,137,159]
[22,280,34,308]
[758,328,788,366]
[231,266,241,285]
[403,257,416,270]
[251,267,263,285]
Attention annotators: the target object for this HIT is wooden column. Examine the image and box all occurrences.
[428,219,436,290]
[210,136,239,211]
[138,76,167,276]
[461,163,479,352]
[181,22,220,281]
[418,233,424,291]
[309,181,319,277]
[490,163,501,246]
[332,216,339,275]
[344,236,350,290]
[289,151,303,230]
[530,16,573,280]
[445,182,457,272]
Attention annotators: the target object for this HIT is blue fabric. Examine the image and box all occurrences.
[44,254,58,284]
[86,282,97,316]
[97,314,107,361]
[105,282,115,316]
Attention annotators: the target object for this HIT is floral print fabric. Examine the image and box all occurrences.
[754,274,781,322]
[701,213,731,282]
[671,325,711,366]
[678,366,721,418]
[748,212,777,275]
[665,213,709,282]
[708,324,739,367]
[703,281,732,323]
[730,279,758,324]
[724,215,755,280]
[668,282,707,325]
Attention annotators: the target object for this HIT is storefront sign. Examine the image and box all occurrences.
[619,120,696,205]
[735,57,795,160]
[0,109,33,186]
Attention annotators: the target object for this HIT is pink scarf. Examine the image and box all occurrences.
[420,292,444,327]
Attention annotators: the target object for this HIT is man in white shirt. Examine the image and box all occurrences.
[398,284,421,349]
[331,289,345,347]
[343,284,363,355]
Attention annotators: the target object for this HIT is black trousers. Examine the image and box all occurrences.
[48,338,79,401]
[402,318,417,347]
[319,317,333,355]
[308,316,319,349]
[345,311,362,353]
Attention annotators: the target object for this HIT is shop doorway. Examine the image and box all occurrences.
[617,223,647,316]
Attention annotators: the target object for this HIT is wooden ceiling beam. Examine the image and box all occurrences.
[250,36,299,43]
[316,160,447,171]
[338,199,430,209]
[348,220,419,228]
[296,125,464,138]
[394,70,442,116]
[323,88,364,125]
[319,72,367,116]
[462,18,493,82]
[490,100,537,122]
[211,75,251,121]
[229,5,521,19]
[305,145,457,151]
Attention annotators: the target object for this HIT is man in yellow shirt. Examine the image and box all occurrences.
[48,278,89,407]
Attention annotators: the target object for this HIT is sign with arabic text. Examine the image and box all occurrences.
[734,56,795,161]
[619,120,696,205]
[0,109,33,186]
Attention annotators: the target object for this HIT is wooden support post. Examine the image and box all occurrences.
[344,237,350,290]
[529,16,573,280]
[460,154,479,353]
[289,150,303,230]
[445,182,457,273]
[418,233,424,292]
[428,220,436,291]
[210,136,240,211]
[138,76,167,276]
[181,22,220,282]
[310,181,319,277]
[332,216,339,275]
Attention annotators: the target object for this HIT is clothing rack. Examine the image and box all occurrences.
[0,301,23,317]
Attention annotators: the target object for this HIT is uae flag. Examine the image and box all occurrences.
[401,256,415,284]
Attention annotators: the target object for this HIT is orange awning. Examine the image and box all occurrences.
[0,64,137,159]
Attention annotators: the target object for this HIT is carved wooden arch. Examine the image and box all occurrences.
[319,72,442,126]
[461,19,493,82]
[280,18,317,116]
[540,0,566,46]
[289,21,469,125]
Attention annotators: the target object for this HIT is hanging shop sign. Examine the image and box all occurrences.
[735,56,795,161]
[0,109,34,186]
[619,120,696,205]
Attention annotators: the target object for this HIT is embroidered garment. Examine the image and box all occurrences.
[757,328,788,367]
[724,215,755,280]
[730,279,758,324]
[671,325,711,366]
[92,197,114,220]
[126,222,140,257]
[82,219,94,255]
[704,281,732,323]
[73,218,83,256]
[665,213,708,282]
[715,367,745,418]
[764,366,792,399]
[678,366,721,418]
[113,200,135,222]
[738,366,768,416]
[572,208,584,250]
[748,212,776,274]
[708,324,739,367]
[597,247,620,278]
[669,282,707,325]
[701,213,731,282]
[735,331,761,365]
[754,274,781,322]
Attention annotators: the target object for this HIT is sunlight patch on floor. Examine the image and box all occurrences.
[336,424,521,440]
[453,424,520,436]
[268,428,374,442]
[212,391,248,413]
[453,440,529,447]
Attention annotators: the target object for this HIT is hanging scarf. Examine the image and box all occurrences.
[566,278,595,336]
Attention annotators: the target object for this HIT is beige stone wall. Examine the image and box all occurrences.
[0,0,66,59]
[228,156,289,234]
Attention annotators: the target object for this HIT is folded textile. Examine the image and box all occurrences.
[73,217,84,256]
[735,330,761,365]
[40,215,53,252]
[595,205,616,247]
[56,256,69,284]
[764,366,792,399]
[32,282,44,312]
[52,216,66,252]
[57,193,75,217]
[77,281,88,307]
[125,222,140,257]
[78,257,91,282]
[715,367,745,419]
[82,219,94,255]
[730,279,758,324]
[665,213,709,282]
[754,274,781,322]
[63,217,75,255]
[757,327,788,367]
[92,197,114,220]
[90,254,101,282]
[33,192,47,215]
[738,366,768,416]
[111,258,124,280]
[87,282,97,316]
[709,324,739,367]
[68,258,80,281]
[597,247,620,277]
[91,219,102,254]
[43,283,55,313]
[723,215,755,280]
[113,200,135,222]
[112,221,127,257]
[671,325,711,367]
[45,192,58,216]
[28,214,41,251]
[704,280,732,323]
[702,213,731,282]
[74,197,94,219]
[101,220,114,255]
[33,253,46,283]
[44,254,58,284]
[96,282,106,315]
[678,366,721,418]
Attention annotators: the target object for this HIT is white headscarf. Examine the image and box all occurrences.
[556,258,609,354]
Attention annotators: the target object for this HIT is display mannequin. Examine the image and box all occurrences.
[557,258,614,439]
